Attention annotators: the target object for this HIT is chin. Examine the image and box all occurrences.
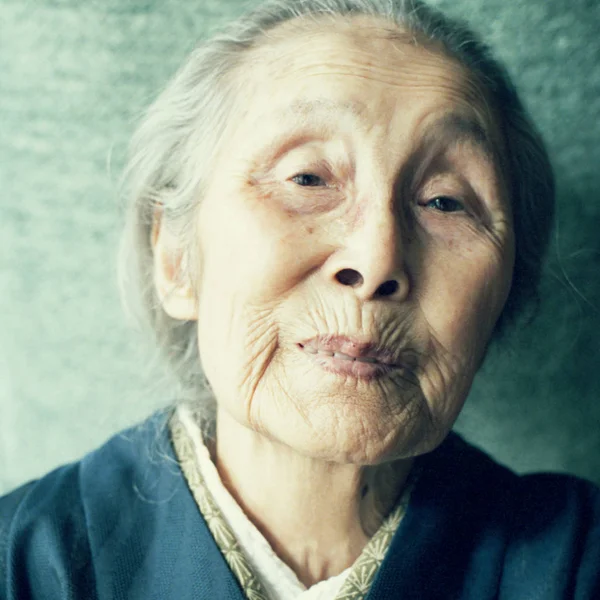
[260,395,448,466]
[241,358,460,464]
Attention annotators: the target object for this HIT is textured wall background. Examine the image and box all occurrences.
[1,0,599,494]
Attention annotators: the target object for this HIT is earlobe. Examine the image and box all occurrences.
[151,210,198,321]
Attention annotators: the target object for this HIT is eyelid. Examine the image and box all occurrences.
[285,159,334,182]
[417,173,480,209]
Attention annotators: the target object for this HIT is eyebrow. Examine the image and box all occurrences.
[277,100,496,156]
[418,112,498,164]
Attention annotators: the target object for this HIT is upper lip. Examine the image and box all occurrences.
[298,334,411,367]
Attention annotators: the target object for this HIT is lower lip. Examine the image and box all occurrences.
[304,351,400,380]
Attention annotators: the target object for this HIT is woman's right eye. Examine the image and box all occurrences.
[290,173,326,187]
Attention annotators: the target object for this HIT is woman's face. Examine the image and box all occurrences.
[187,19,514,464]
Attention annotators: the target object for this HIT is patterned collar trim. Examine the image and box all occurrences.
[169,408,417,600]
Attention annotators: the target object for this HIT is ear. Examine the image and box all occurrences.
[151,208,198,321]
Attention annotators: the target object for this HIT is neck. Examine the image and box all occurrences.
[213,409,413,587]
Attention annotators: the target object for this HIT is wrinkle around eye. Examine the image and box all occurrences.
[246,129,336,175]
[246,169,345,215]
[411,167,500,231]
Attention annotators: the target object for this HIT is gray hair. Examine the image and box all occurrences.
[118,0,555,424]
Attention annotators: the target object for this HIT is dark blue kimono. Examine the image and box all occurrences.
[1,411,599,599]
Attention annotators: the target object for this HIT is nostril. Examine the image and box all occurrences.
[376,280,399,297]
[336,269,363,287]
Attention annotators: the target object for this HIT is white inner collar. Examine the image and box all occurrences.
[177,403,352,600]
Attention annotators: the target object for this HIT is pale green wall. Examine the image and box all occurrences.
[1,0,599,493]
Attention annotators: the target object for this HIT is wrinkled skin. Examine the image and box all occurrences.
[153,16,516,583]
[185,20,514,466]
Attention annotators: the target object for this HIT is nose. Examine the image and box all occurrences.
[330,202,410,302]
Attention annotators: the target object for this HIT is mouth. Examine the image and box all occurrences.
[297,334,415,379]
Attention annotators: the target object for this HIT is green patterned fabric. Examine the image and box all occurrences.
[334,499,409,599]
[170,411,415,600]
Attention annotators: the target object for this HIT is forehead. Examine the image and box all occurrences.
[227,17,505,179]
[230,16,502,164]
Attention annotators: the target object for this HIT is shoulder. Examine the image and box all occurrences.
[429,432,600,525]
[0,410,178,600]
[423,431,600,506]
[416,432,600,598]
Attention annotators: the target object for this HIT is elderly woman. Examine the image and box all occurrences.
[2,0,599,598]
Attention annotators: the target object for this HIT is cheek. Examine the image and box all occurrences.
[201,196,333,306]
[409,246,511,436]
[197,205,279,299]
[416,246,511,360]
[194,196,326,412]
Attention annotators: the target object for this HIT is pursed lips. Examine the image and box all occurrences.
[297,334,403,367]
[302,345,382,364]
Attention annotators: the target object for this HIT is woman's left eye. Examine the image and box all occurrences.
[423,196,465,213]
[291,173,326,187]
